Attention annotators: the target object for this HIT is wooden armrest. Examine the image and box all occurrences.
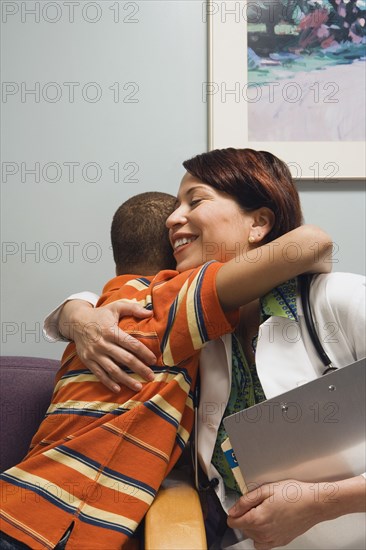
[144,471,207,549]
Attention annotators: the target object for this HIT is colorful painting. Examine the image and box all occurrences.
[208,0,366,178]
[247,0,366,141]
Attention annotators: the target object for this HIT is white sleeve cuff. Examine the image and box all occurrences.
[43,291,100,342]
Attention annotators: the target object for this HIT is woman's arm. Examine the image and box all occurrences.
[43,292,99,341]
[227,476,366,550]
[217,225,332,311]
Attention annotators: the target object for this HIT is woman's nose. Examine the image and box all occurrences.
[166,204,187,229]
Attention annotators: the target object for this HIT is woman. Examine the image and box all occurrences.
[44,149,365,549]
[2,177,332,548]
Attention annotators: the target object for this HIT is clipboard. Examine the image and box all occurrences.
[223,358,366,491]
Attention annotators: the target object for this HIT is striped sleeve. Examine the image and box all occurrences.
[151,262,239,367]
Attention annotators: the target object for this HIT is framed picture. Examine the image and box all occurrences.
[207,0,366,179]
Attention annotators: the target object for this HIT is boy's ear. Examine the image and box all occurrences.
[249,207,275,243]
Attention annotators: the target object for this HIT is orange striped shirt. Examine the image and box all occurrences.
[1,262,238,549]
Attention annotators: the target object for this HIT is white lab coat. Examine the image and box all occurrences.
[198,272,366,549]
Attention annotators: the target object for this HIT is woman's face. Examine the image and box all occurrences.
[166,173,255,272]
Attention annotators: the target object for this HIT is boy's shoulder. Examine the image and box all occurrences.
[97,270,178,308]
[97,274,153,308]
[97,262,223,308]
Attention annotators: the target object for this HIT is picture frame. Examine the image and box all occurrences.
[207,0,366,179]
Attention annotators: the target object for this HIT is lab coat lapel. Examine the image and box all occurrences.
[256,315,319,399]
[198,334,233,469]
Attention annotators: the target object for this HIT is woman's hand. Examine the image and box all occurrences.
[227,476,366,550]
[59,300,157,393]
[228,480,321,549]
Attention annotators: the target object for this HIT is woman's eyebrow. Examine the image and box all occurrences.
[185,185,209,196]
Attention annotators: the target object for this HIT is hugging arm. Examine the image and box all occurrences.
[216,225,332,311]
[45,225,332,390]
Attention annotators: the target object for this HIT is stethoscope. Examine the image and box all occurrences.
[193,274,338,491]
[299,274,338,376]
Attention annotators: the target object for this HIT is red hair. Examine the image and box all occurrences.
[183,148,303,242]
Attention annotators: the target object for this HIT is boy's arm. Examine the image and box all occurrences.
[217,225,332,311]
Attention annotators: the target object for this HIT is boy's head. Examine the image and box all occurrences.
[111,192,176,275]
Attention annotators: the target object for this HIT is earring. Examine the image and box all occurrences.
[248,235,255,244]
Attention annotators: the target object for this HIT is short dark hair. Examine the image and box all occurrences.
[183,148,303,242]
[111,192,176,275]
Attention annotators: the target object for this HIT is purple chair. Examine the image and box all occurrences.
[0,356,60,472]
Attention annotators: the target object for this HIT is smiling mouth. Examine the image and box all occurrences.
[173,236,198,252]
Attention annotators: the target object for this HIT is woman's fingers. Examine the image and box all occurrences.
[228,485,269,518]
[111,326,157,369]
[76,332,157,390]
[87,329,156,382]
[112,300,153,319]
[84,353,150,393]
[68,299,158,390]
[86,360,123,393]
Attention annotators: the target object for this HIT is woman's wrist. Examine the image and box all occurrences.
[58,299,94,340]
[316,476,366,522]
[300,225,333,274]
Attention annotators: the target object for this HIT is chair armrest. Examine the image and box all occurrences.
[144,470,207,549]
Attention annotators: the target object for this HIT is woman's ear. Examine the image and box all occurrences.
[248,207,275,244]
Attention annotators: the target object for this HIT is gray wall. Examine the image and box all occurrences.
[1,1,365,360]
